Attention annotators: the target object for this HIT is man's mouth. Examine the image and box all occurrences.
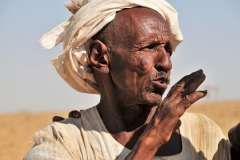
[152,76,168,95]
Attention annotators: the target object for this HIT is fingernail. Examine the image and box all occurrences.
[199,90,207,94]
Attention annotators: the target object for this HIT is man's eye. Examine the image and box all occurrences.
[144,43,159,50]
[165,45,172,56]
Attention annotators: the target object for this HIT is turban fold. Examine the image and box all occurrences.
[40,0,183,94]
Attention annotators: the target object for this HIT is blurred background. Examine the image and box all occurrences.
[0,0,239,159]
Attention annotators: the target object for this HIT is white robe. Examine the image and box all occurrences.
[24,107,230,160]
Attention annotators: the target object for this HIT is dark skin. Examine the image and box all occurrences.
[53,8,240,159]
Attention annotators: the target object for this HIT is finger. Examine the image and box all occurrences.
[166,69,204,99]
[183,73,206,96]
[166,81,185,99]
[176,69,204,87]
[178,90,207,110]
[52,116,64,122]
[68,110,81,118]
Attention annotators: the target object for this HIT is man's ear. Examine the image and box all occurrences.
[89,40,110,74]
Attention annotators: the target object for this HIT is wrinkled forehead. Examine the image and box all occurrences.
[114,7,171,44]
[122,7,168,27]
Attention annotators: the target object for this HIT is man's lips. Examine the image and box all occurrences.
[152,77,168,94]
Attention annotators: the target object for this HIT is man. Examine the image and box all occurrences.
[24,0,239,159]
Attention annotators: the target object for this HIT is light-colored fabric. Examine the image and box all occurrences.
[40,0,183,94]
[24,107,230,160]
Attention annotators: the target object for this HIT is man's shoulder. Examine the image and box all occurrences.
[183,111,211,119]
[181,113,230,159]
[183,112,219,126]
[181,112,225,137]
[36,106,100,141]
[24,115,88,160]
[31,118,81,145]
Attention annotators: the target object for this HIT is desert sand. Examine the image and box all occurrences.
[0,100,239,160]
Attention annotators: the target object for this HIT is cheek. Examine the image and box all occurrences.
[110,54,138,90]
[124,54,156,93]
[134,53,155,76]
[110,52,156,96]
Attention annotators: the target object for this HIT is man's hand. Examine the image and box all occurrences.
[126,69,207,160]
[52,110,81,122]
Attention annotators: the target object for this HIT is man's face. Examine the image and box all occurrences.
[109,8,172,106]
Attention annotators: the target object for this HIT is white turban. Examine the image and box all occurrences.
[40,0,183,94]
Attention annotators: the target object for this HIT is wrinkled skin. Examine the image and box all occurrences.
[107,10,172,107]
[52,7,240,159]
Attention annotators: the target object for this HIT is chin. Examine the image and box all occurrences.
[140,92,164,106]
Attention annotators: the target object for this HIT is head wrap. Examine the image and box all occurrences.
[40,0,183,94]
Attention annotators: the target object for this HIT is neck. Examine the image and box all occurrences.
[97,101,157,133]
[96,86,158,147]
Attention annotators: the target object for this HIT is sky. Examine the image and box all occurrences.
[0,0,240,113]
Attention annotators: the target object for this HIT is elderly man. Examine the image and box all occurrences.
[24,0,239,159]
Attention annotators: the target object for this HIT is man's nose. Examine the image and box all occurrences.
[154,52,172,72]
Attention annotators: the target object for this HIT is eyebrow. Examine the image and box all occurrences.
[136,37,162,46]
[136,37,171,48]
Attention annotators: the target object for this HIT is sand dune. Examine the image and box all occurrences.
[0,100,239,160]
